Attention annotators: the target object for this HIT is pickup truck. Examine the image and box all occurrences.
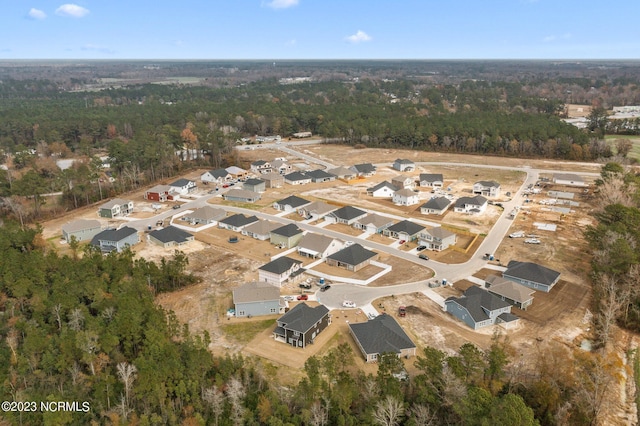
[509,231,525,238]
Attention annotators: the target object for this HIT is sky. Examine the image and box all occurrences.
[1,0,639,60]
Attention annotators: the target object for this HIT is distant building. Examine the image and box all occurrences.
[273,303,330,348]
[233,282,283,317]
[349,314,416,362]
[384,220,425,241]
[326,206,368,225]
[201,168,232,184]
[90,226,139,253]
[258,256,304,287]
[61,219,102,243]
[552,173,587,187]
[148,226,195,248]
[169,179,197,195]
[392,188,420,206]
[392,159,415,172]
[454,196,488,214]
[181,206,226,225]
[223,189,261,203]
[418,227,457,251]
[243,178,266,193]
[270,223,304,249]
[391,175,415,189]
[273,195,310,212]
[350,163,377,177]
[445,286,517,330]
[326,243,378,272]
[98,198,133,218]
[473,181,500,198]
[367,181,398,198]
[502,261,561,293]
[420,197,452,215]
[418,173,444,188]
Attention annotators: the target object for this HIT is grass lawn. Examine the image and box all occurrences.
[605,135,640,160]
[221,318,275,344]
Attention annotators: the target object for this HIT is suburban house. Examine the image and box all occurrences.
[298,201,337,221]
[367,181,398,198]
[326,243,378,272]
[181,206,226,225]
[327,166,356,180]
[98,198,134,218]
[218,214,259,232]
[454,195,488,214]
[326,205,368,225]
[354,213,395,234]
[349,314,417,363]
[233,282,283,318]
[350,163,377,177]
[271,159,292,175]
[418,173,444,188]
[292,131,312,138]
[225,166,249,180]
[305,169,336,183]
[297,233,342,258]
[392,188,420,206]
[273,303,331,348]
[144,184,174,202]
[418,227,456,251]
[383,220,425,241]
[258,256,304,287]
[502,261,561,293]
[148,226,195,248]
[201,168,232,184]
[90,226,139,253]
[420,197,452,215]
[445,286,518,330]
[553,173,587,187]
[486,275,535,310]
[270,223,304,248]
[243,178,266,193]
[223,189,261,203]
[241,219,280,240]
[61,219,102,242]
[273,195,310,212]
[391,175,415,189]
[473,181,501,197]
[261,172,285,188]
[393,158,415,172]
[284,171,312,185]
[250,160,272,174]
[169,178,197,196]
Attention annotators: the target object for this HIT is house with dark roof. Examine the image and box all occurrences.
[367,181,398,198]
[223,188,261,203]
[241,219,280,240]
[61,219,102,242]
[258,256,304,287]
[350,163,377,177]
[273,195,310,212]
[298,201,337,221]
[392,188,420,206]
[420,197,452,215]
[418,173,444,188]
[218,214,259,232]
[349,314,417,363]
[90,226,139,253]
[306,169,336,183]
[262,172,285,188]
[502,261,561,293]
[486,275,535,310]
[454,195,488,214]
[391,175,415,189]
[284,171,312,185]
[98,198,134,218]
[445,286,517,330]
[233,282,283,318]
[393,158,415,172]
[297,233,342,258]
[270,223,304,248]
[169,178,197,195]
[327,166,356,180]
[243,178,266,193]
[201,169,232,184]
[326,206,368,225]
[418,227,457,251]
[383,220,425,241]
[250,160,272,174]
[473,181,501,197]
[354,213,395,234]
[148,226,195,248]
[144,184,175,202]
[273,303,331,348]
[326,243,378,272]
[182,206,226,225]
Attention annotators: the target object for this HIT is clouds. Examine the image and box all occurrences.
[345,30,372,44]
[55,4,90,18]
[27,8,47,20]
[264,0,299,9]
[543,33,572,43]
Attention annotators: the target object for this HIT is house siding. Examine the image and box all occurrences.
[270,233,303,249]
[235,300,280,318]
[502,274,554,293]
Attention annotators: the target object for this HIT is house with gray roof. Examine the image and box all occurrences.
[270,223,304,248]
[201,168,232,184]
[262,172,285,188]
[62,219,102,242]
[169,178,197,195]
[553,173,587,187]
[486,275,535,310]
[273,195,310,212]
[298,200,337,221]
[383,220,425,241]
[326,206,368,225]
[98,198,134,218]
[454,195,488,214]
[420,197,452,215]
[241,219,280,240]
[393,158,415,172]
[90,226,139,253]
[350,163,377,177]
[327,166,356,180]
[148,226,195,248]
[273,303,331,348]
[258,256,304,287]
[354,213,395,234]
[391,175,415,189]
[297,233,342,258]
[306,169,336,183]
[243,178,266,193]
[182,206,226,225]
[218,214,259,232]
[326,243,378,272]
[418,173,444,188]
[250,160,272,174]
[223,188,261,203]
[419,227,457,251]
[349,314,416,363]
[473,180,501,197]
[502,261,561,293]
[445,286,517,330]
[367,181,398,198]
[284,171,312,185]
[271,159,292,175]
[233,282,283,318]
[392,188,420,206]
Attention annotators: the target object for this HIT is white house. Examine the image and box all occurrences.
[392,159,415,172]
[284,171,312,185]
[367,181,398,198]
[201,169,232,184]
[392,188,420,206]
[391,175,415,189]
[418,173,444,188]
[250,160,272,174]
[420,197,452,215]
[258,256,303,287]
[418,227,457,251]
[169,178,197,195]
[473,181,500,197]
[454,195,488,214]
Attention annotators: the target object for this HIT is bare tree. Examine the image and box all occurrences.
[372,395,405,426]
[595,175,636,208]
[615,138,633,157]
[68,308,84,331]
[68,362,83,386]
[202,386,225,426]
[409,403,439,426]
[52,304,63,331]
[594,274,628,346]
[116,362,137,414]
[309,400,329,426]
[226,376,246,425]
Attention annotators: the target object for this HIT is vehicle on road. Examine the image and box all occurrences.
[297,294,308,301]
[283,295,295,301]
[416,245,427,251]
[418,254,430,260]
[398,306,406,317]
[319,285,331,292]
[222,184,230,188]
[525,238,541,244]
[342,300,356,308]
[398,240,406,245]
[172,204,181,210]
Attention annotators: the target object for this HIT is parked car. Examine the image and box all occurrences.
[398,240,406,245]
[398,306,406,317]
[222,184,230,188]
[299,282,312,289]
[525,238,541,244]
[283,295,295,301]
[172,204,181,210]
[342,300,356,308]
[297,294,308,301]
[416,245,427,251]
[319,285,331,292]
[419,254,430,260]
[509,231,525,238]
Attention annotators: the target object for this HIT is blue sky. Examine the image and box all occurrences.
[2,0,639,59]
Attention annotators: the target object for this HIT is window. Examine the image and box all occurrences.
[238,311,245,317]
[270,308,277,313]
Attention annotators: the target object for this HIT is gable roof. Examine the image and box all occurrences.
[421,197,451,210]
[298,233,335,253]
[149,226,193,244]
[146,184,171,194]
[386,220,425,235]
[394,188,418,197]
[271,223,303,238]
[100,198,131,209]
[224,188,260,200]
[284,171,310,181]
[475,180,500,188]
[186,206,226,221]
[259,256,302,274]
[251,160,269,166]
[327,166,355,177]
[419,173,444,182]
[330,205,367,221]
[349,314,416,355]
[486,275,535,303]
[301,200,337,215]
[170,178,195,187]
[275,195,310,209]
[206,168,231,178]
[394,158,414,164]
[327,243,377,266]
[455,195,488,208]
[504,261,561,286]
[368,181,398,192]
[244,178,265,186]
[305,169,335,180]
[261,172,284,181]
[425,227,455,239]
[219,214,259,228]
[392,175,412,182]
[233,281,280,304]
[447,286,511,323]
[352,163,376,174]
[242,219,280,235]
[278,302,329,333]
[62,219,101,233]
[225,166,246,175]
[91,226,137,245]
[554,173,584,182]
[357,213,395,228]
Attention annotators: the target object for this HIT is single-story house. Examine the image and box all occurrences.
[367,181,398,198]
[327,166,356,180]
[223,189,261,203]
[393,158,415,172]
[98,198,134,218]
[144,185,175,202]
[243,178,266,193]
[418,173,444,188]
[349,314,417,363]
[354,213,395,234]
[326,243,378,272]
[326,206,368,225]
[148,226,195,248]
[298,201,337,221]
[420,197,452,215]
[391,175,415,189]
[445,286,518,330]
[297,233,342,258]
[418,227,457,251]
[261,172,285,188]
[284,171,312,185]
[305,169,336,183]
[473,181,500,197]
[241,219,280,240]
[218,214,259,232]
[90,226,139,253]
[201,168,232,184]
[486,275,535,310]
[383,220,425,241]
[233,282,283,318]
[250,160,272,174]
[225,166,249,180]
[392,188,420,206]
[350,163,377,177]
[62,219,102,242]
[181,206,226,225]
[258,256,304,287]
[273,195,310,212]
[271,159,292,175]
[454,195,488,214]
[169,178,197,196]
[553,173,587,187]
[502,261,561,293]
[273,303,331,348]
[270,223,304,248]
